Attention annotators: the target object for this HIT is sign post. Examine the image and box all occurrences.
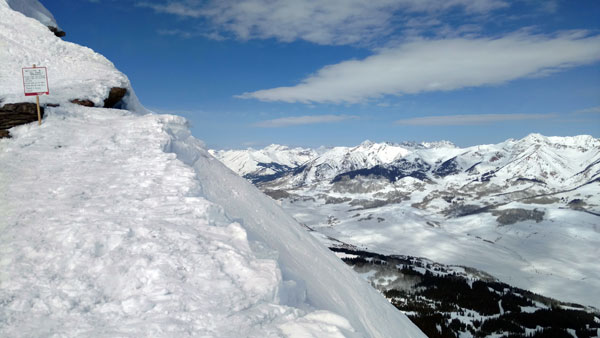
[22,65,49,125]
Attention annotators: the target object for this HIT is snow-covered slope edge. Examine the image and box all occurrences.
[165,120,425,338]
[0,107,424,337]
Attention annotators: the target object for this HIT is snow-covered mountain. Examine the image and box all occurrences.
[213,135,600,308]
[211,140,454,186]
[0,2,425,337]
[216,134,599,190]
[209,144,318,183]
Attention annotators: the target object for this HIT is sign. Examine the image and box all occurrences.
[22,66,49,96]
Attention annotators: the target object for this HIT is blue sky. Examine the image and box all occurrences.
[43,0,600,149]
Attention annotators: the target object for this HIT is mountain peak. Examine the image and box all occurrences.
[521,133,548,143]
[359,139,375,147]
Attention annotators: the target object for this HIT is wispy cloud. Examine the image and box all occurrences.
[238,31,600,104]
[137,2,204,18]
[572,106,600,114]
[395,113,557,126]
[254,114,358,127]
[139,0,508,46]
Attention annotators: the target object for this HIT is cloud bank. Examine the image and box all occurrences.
[254,115,358,127]
[238,32,600,104]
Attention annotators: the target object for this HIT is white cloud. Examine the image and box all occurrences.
[395,113,557,126]
[254,115,358,127]
[139,0,508,45]
[238,31,600,104]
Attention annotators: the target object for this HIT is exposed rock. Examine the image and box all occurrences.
[48,26,65,37]
[69,87,127,109]
[332,159,431,183]
[0,103,44,138]
[103,87,127,108]
[433,156,459,177]
[70,99,95,107]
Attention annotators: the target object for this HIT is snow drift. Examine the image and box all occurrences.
[0,1,424,337]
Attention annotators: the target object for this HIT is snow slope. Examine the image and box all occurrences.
[0,106,423,337]
[0,2,424,337]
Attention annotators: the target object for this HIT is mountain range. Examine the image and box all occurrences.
[212,134,600,309]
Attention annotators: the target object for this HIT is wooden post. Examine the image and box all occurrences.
[36,94,41,125]
[33,64,41,125]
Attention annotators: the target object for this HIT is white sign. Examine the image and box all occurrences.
[22,66,49,96]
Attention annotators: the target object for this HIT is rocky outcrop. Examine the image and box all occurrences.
[70,99,95,107]
[0,103,44,138]
[70,87,127,109]
[48,26,65,37]
[103,87,127,108]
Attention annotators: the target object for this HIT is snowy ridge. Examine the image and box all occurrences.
[0,2,425,337]
[212,141,460,186]
[216,134,600,190]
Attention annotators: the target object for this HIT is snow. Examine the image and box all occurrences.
[0,106,425,337]
[216,131,600,307]
[169,126,424,337]
[283,196,600,307]
[5,0,58,29]
[209,144,317,177]
[0,1,145,112]
[0,2,425,337]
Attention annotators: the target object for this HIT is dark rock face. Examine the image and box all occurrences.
[103,87,127,108]
[244,162,295,184]
[70,99,95,107]
[69,87,127,109]
[331,158,431,183]
[48,26,66,37]
[0,103,44,138]
[433,156,459,177]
